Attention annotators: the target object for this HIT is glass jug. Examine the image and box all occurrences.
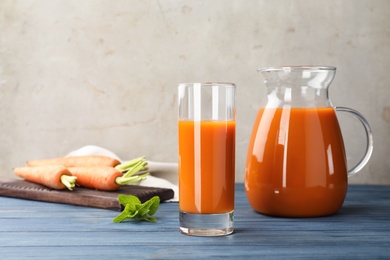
[244,66,373,217]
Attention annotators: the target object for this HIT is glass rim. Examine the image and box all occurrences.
[257,66,336,72]
[178,82,236,87]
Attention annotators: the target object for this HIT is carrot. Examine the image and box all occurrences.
[27,155,121,168]
[13,165,77,190]
[68,167,123,190]
[68,157,149,190]
[22,156,148,191]
[68,159,149,191]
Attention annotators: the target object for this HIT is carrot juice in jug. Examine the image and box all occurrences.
[245,66,373,217]
[245,107,347,217]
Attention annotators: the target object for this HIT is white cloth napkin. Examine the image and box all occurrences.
[66,145,178,202]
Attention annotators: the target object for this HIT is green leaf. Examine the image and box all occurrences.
[118,194,140,206]
[112,205,131,223]
[135,203,150,216]
[146,196,160,215]
[144,215,157,223]
[112,195,160,223]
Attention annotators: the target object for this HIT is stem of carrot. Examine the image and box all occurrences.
[114,156,148,173]
[115,159,150,185]
[115,172,149,185]
[60,175,77,191]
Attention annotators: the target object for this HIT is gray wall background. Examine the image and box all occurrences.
[1,0,389,184]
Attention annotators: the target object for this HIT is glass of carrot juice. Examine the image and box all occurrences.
[178,82,236,236]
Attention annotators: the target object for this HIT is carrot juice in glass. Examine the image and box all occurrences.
[178,83,236,236]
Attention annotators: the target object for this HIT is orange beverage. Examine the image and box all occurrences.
[245,107,348,217]
[179,120,235,214]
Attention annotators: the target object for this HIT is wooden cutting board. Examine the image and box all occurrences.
[0,179,174,211]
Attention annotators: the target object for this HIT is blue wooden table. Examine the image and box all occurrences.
[1,184,389,259]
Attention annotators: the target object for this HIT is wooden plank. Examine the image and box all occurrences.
[0,185,389,258]
[0,179,174,210]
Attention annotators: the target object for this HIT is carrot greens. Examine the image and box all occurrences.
[114,156,147,173]
[112,195,160,223]
[115,158,149,185]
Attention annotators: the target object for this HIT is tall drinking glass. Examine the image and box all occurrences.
[178,82,236,236]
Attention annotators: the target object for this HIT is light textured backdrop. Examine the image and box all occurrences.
[1,0,389,183]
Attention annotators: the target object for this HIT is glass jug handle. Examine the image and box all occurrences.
[335,107,374,177]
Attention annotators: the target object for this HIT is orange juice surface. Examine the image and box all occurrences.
[245,107,348,217]
[179,120,235,214]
